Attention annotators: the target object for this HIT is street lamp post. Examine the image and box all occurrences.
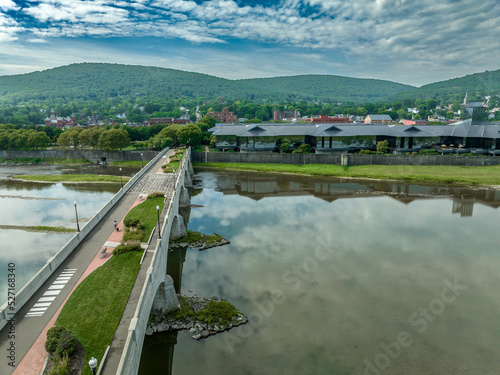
[73,201,80,232]
[141,153,144,168]
[89,357,97,375]
[119,167,123,189]
[156,205,161,239]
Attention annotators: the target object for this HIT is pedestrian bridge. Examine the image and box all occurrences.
[113,147,194,375]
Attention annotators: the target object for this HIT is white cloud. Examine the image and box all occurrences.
[2,0,499,84]
[0,0,18,11]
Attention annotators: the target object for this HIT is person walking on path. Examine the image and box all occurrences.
[114,220,119,231]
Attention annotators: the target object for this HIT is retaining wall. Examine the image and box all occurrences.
[191,151,500,167]
[0,150,158,163]
[0,148,170,331]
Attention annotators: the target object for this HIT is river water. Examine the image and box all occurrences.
[0,164,131,305]
[139,169,500,375]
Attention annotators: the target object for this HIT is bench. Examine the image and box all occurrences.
[99,247,107,258]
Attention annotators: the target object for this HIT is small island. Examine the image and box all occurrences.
[147,294,247,340]
[169,230,230,251]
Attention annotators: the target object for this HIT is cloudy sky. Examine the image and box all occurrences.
[1,0,499,86]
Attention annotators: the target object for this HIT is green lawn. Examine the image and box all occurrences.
[194,163,500,186]
[14,174,130,183]
[56,251,143,375]
[123,197,165,241]
[110,160,144,168]
[0,157,92,165]
[0,225,76,233]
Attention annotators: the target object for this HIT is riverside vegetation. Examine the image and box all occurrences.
[195,163,500,186]
[148,295,247,340]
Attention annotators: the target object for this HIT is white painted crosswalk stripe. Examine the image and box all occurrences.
[25,268,77,318]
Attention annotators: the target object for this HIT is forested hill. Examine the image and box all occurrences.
[0,63,415,104]
[392,69,500,103]
[239,75,415,103]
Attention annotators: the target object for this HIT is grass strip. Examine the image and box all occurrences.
[109,160,143,167]
[0,157,91,165]
[194,163,500,186]
[56,250,143,375]
[123,197,165,242]
[0,225,75,233]
[14,174,130,183]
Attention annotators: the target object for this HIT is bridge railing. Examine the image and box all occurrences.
[116,147,191,375]
[0,148,170,331]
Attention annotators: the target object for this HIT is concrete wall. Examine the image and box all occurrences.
[116,148,192,375]
[0,148,170,332]
[0,150,158,163]
[191,151,500,167]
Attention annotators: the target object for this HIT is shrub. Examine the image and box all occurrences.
[49,354,69,375]
[45,326,66,354]
[55,330,77,358]
[359,149,372,154]
[123,217,140,227]
[419,149,439,155]
[45,326,77,359]
[292,144,313,154]
[376,140,389,153]
[169,156,180,162]
[162,165,173,173]
[147,191,164,199]
[198,300,239,326]
[122,228,145,242]
[113,242,142,255]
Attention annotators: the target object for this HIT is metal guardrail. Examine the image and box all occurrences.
[116,147,191,375]
[0,148,170,332]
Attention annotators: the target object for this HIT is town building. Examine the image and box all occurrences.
[364,114,393,124]
[147,118,189,126]
[210,94,500,155]
[207,107,238,123]
[273,109,301,121]
[307,115,351,123]
[44,109,76,128]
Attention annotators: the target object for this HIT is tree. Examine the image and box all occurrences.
[376,140,389,153]
[27,131,51,149]
[98,128,130,151]
[177,123,202,146]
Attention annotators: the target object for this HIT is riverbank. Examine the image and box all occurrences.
[12,174,130,183]
[0,157,92,165]
[194,162,500,186]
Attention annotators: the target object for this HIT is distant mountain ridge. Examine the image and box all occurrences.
[0,63,498,105]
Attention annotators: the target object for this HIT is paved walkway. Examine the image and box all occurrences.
[0,149,174,375]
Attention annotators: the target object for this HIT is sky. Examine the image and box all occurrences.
[1,0,500,87]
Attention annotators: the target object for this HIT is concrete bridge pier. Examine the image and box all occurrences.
[152,275,179,314]
[171,214,187,239]
[179,186,191,207]
[184,169,193,187]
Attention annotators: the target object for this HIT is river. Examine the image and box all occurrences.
[139,169,500,375]
[0,164,133,305]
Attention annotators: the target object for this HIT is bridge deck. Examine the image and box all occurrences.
[0,149,175,375]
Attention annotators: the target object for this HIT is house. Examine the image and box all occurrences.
[44,109,76,128]
[207,107,238,123]
[307,115,351,123]
[273,110,301,121]
[364,114,393,124]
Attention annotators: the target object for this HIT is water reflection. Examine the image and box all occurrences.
[143,170,500,374]
[0,164,122,304]
[211,170,500,218]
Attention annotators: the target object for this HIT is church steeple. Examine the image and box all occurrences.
[463,92,468,105]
